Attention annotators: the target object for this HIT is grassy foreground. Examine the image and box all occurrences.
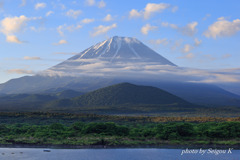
[0,112,240,147]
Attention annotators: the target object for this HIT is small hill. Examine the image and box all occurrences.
[72,83,191,106]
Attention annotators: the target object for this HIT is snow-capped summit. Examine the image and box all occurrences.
[68,36,175,64]
[44,36,176,76]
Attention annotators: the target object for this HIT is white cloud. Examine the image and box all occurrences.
[20,0,26,7]
[53,39,68,45]
[91,23,117,37]
[162,21,198,36]
[98,0,106,8]
[103,14,113,21]
[129,9,141,19]
[194,38,202,46]
[0,15,29,35]
[23,56,41,60]
[66,9,82,19]
[129,3,172,19]
[35,3,46,10]
[150,39,168,45]
[42,58,240,84]
[144,3,170,19]
[7,69,34,74]
[6,35,23,43]
[204,17,240,39]
[0,15,41,43]
[182,44,193,53]
[81,18,95,24]
[46,11,54,17]
[141,24,157,35]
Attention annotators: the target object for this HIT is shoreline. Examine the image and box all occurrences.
[0,144,239,149]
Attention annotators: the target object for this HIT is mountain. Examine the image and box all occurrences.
[45,36,176,76]
[0,36,239,107]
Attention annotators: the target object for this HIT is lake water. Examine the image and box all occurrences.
[0,148,239,160]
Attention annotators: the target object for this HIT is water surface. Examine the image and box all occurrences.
[0,148,239,160]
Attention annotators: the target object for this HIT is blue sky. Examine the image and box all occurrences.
[0,0,239,83]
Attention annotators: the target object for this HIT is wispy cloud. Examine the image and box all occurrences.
[35,3,46,10]
[178,53,194,59]
[150,39,168,45]
[53,39,68,45]
[141,24,157,35]
[81,18,95,24]
[66,24,82,32]
[7,69,34,74]
[53,52,78,55]
[182,44,194,53]
[91,23,117,36]
[194,38,202,46]
[85,0,95,6]
[43,58,240,83]
[162,21,198,36]
[204,17,240,39]
[57,25,65,36]
[23,56,41,60]
[85,0,106,8]
[6,35,23,43]
[103,14,113,21]
[179,22,198,36]
[57,24,82,36]
[98,0,106,8]
[66,9,82,19]
[46,11,54,17]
